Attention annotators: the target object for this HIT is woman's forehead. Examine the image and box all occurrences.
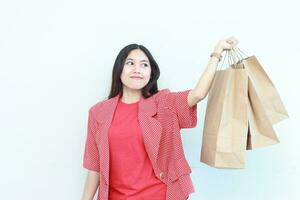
[127,50,149,62]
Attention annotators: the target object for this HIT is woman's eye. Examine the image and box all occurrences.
[126,61,133,65]
[142,63,149,67]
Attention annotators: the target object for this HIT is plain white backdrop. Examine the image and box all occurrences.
[0,0,299,199]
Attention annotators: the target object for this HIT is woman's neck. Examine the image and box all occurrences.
[121,88,141,104]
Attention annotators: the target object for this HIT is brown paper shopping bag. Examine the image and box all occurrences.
[246,77,280,149]
[230,60,280,150]
[200,66,248,169]
[233,48,289,124]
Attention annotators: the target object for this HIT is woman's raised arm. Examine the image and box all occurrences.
[188,36,239,107]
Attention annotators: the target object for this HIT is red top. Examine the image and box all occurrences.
[108,98,167,200]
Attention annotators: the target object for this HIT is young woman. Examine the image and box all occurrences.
[81,37,239,200]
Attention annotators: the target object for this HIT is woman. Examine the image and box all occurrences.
[81,37,239,200]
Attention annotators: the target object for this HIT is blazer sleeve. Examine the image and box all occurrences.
[162,89,198,129]
[83,109,100,172]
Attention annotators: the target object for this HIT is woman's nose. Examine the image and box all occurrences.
[132,64,141,72]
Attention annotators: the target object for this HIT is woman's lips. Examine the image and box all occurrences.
[130,76,143,79]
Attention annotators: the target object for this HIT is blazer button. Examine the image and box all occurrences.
[159,172,165,180]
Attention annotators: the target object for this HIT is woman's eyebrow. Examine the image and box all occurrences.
[126,58,149,62]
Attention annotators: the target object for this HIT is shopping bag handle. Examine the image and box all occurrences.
[219,49,241,70]
[218,46,250,70]
[232,46,249,60]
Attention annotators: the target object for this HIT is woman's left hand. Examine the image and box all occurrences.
[213,36,239,54]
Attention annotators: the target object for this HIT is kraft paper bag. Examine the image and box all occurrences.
[246,77,280,150]
[230,62,280,150]
[200,66,248,169]
[241,55,289,124]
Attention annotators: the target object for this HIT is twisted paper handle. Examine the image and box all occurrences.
[218,46,249,70]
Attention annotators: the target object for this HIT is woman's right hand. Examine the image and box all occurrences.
[213,36,239,54]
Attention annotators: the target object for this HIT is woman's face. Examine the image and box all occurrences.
[120,49,152,91]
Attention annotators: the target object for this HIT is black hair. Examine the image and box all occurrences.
[107,43,160,99]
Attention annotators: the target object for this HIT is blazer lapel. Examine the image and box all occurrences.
[94,93,162,185]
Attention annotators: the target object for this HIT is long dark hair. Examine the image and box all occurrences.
[107,44,160,99]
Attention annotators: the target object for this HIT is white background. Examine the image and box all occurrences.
[0,0,299,199]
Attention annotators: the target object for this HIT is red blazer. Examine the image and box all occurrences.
[83,88,198,200]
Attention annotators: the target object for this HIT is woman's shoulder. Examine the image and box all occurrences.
[152,88,173,106]
[88,97,111,114]
[153,88,170,99]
